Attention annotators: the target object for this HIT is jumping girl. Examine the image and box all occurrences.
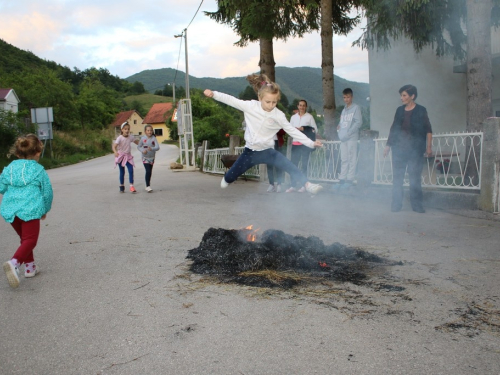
[1,134,53,288]
[137,124,160,192]
[113,122,139,193]
[204,73,323,194]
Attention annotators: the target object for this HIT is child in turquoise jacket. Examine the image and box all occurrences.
[0,134,53,288]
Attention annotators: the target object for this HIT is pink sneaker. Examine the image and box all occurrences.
[285,187,296,193]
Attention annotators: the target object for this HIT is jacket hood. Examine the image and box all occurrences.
[0,160,45,187]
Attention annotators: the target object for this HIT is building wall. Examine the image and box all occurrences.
[368,39,467,137]
[144,122,170,143]
[128,112,145,136]
[369,29,499,137]
[0,91,19,113]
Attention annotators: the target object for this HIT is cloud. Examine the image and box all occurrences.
[0,0,368,82]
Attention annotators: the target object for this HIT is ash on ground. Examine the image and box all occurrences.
[187,228,398,289]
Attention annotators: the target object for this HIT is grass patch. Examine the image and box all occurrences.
[123,93,173,110]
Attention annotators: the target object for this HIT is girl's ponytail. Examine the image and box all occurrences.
[246,73,281,100]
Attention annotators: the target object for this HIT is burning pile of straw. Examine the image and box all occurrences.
[187,227,390,288]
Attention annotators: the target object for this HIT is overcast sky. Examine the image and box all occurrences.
[0,0,369,83]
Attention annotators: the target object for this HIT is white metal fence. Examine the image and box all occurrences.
[200,131,483,190]
[374,132,483,190]
[201,146,260,178]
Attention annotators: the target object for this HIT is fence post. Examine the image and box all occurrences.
[478,117,500,213]
[229,135,240,155]
[200,140,209,172]
[357,130,379,189]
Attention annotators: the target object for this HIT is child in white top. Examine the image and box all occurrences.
[112,122,139,193]
[204,73,323,194]
[137,124,160,192]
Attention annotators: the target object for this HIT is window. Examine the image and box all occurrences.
[496,111,500,117]
[154,128,163,136]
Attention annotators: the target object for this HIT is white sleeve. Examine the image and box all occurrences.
[213,91,253,113]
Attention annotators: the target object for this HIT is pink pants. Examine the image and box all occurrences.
[11,217,40,264]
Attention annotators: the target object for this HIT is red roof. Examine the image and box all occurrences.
[142,103,173,124]
[0,88,14,101]
[111,110,141,128]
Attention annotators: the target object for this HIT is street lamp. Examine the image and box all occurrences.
[174,29,189,99]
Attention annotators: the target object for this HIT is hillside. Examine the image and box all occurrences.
[126,67,370,114]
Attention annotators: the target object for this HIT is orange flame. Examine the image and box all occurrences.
[318,261,329,268]
[243,225,260,242]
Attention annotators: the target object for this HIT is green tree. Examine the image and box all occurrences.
[0,67,78,130]
[0,109,32,155]
[188,89,244,148]
[129,81,146,95]
[238,85,258,100]
[206,1,320,82]
[76,76,121,129]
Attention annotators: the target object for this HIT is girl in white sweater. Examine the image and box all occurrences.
[203,73,323,194]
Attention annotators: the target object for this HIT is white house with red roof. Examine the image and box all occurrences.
[0,88,20,113]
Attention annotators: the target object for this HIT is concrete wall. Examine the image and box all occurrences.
[369,28,500,136]
[368,39,467,137]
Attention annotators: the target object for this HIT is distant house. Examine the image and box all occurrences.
[111,110,144,137]
[368,28,500,136]
[142,103,174,143]
[0,88,20,113]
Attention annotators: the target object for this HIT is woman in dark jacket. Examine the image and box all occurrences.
[384,85,432,213]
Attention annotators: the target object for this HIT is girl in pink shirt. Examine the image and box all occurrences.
[112,122,139,193]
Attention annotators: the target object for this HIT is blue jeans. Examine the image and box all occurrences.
[143,163,153,186]
[118,162,134,185]
[224,147,308,187]
[266,141,284,185]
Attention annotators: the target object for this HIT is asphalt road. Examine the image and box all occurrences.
[1,144,499,375]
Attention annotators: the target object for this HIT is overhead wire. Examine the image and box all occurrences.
[172,0,205,90]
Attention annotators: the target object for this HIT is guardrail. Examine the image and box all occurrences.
[201,131,483,190]
[374,132,483,190]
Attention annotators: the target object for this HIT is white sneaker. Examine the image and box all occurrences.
[285,187,296,193]
[305,182,323,195]
[297,186,306,193]
[25,265,38,278]
[276,185,282,193]
[145,186,153,192]
[267,184,275,192]
[3,260,19,288]
[221,177,229,189]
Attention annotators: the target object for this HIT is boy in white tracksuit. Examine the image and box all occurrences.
[335,88,362,190]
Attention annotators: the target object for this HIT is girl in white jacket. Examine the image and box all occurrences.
[204,73,323,194]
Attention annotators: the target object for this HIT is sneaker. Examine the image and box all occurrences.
[305,182,323,195]
[25,265,38,278]
[3,260,19,288]
[267,184,276,193]
[297,186,306,193]
[221,177,229,189]
[145,186,153,193]
[130,186,137,193]
[119,186,125,193]
[285,187,296,193]
[276,185,282,193]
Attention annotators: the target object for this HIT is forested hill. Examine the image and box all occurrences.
[0,39,133,93]
[126,67,370,114]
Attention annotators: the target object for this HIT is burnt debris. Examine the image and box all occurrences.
[187,228,392,288]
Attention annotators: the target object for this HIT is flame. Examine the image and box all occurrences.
[318,261,329,268]
[243,225,260,242]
